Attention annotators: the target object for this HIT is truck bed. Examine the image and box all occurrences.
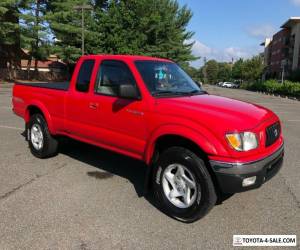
[15,81,70,91]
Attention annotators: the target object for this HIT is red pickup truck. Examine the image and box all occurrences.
[13,55,284,222]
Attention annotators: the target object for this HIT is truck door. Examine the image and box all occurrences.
[64,58,97,139]
[88,59,148,158]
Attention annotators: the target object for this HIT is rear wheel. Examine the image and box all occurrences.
[27,114,58,158]
[152,147,217,223]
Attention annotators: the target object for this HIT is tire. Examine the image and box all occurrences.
[27,113,58,158]
[152,147,217,223]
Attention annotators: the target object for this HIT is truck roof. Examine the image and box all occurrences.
[79,54,173,62]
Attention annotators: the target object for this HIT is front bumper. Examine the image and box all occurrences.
[210,144,284,193]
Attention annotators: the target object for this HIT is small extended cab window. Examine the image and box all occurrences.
[76,59,95,92]
[95,60,136,96]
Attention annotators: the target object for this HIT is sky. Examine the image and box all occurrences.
[178,0,300,68]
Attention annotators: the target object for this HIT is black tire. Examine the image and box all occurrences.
[27,113,58,158]
[152,147,217,223]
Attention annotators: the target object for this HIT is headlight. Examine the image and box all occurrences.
[226,132,258,151]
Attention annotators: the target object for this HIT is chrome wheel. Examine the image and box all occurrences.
[162,163,198,208]
[30,124,44,150]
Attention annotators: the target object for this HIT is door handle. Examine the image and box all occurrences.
[89,102,99,109]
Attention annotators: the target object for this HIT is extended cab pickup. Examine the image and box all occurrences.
[13,55,284,222]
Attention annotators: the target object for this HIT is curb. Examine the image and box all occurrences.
[255,91,300,101]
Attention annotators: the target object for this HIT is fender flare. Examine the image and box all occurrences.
[144,124,225,165]
[25,101,55,134]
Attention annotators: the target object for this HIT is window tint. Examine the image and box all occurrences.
[135,61,200,96]
[95,60,137,96]
[76,59,95,92]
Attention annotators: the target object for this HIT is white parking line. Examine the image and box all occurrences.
[0,125,23,131]
[286,120,300,122]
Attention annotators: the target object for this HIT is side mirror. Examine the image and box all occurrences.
[195,81,202,87]
[119,84,140,99]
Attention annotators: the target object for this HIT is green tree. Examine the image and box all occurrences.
[47,0,196,66]
[232,56,264,82]
[217,62,231,81]
[184,65,201,81]
[232,58,244,80]
[20,0,50,78]
[46,0,92,64]
[0,0,23,78]
[243,55,264,81]
[205,60,219,84]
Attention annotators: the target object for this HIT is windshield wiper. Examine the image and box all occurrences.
[185,89,208,95]
[152,91,184,97]
[152,89,207,97]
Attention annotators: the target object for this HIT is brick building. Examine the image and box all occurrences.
[261,17,300,79]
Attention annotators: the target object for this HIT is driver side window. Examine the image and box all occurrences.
[95,60,137,96]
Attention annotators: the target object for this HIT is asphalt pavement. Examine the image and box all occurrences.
[0,84,299,249]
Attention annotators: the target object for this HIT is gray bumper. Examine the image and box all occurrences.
[209,144,284,193]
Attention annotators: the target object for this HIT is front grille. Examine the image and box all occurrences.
[265,122,281,147]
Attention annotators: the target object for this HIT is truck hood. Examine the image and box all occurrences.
[155,94,275,132]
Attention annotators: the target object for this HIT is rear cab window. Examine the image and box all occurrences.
[76,59,95,92]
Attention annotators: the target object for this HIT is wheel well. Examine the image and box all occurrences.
[154,135,209,162]
[146,134,221,196]
[26,105,43,121]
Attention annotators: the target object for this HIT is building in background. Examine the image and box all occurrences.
[260,38,272,67]
[261,17,300,80]
[281,18,300,72]
[20,49,66,73]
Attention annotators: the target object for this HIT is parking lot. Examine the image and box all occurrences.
[0,84,299,249]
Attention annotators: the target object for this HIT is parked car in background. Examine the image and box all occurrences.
[222,82,234,88]
[222,82,240,88]
[216,82,223,86]
[231,82,240,88]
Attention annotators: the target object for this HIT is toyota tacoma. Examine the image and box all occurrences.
[12,55,284,222]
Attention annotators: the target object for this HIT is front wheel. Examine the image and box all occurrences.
[27,114,58,158]
[152,147,217,223]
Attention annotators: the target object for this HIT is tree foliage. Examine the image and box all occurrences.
[45,0,89,64]
[0,0,20,46]
[242,55,264,81]
[20,0,51,74]
[184,65,202,81]
[204,60,219,84]
[46,0,196,65]
[198,55,264,84]
[217,62,231,82]
[0,0,22,71]
[0,0,197,79]
[232,58,244,80]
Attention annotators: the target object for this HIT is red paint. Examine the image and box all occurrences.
[12,55,283,165]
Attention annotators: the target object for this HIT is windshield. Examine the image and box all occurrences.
[135,61,203,97]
